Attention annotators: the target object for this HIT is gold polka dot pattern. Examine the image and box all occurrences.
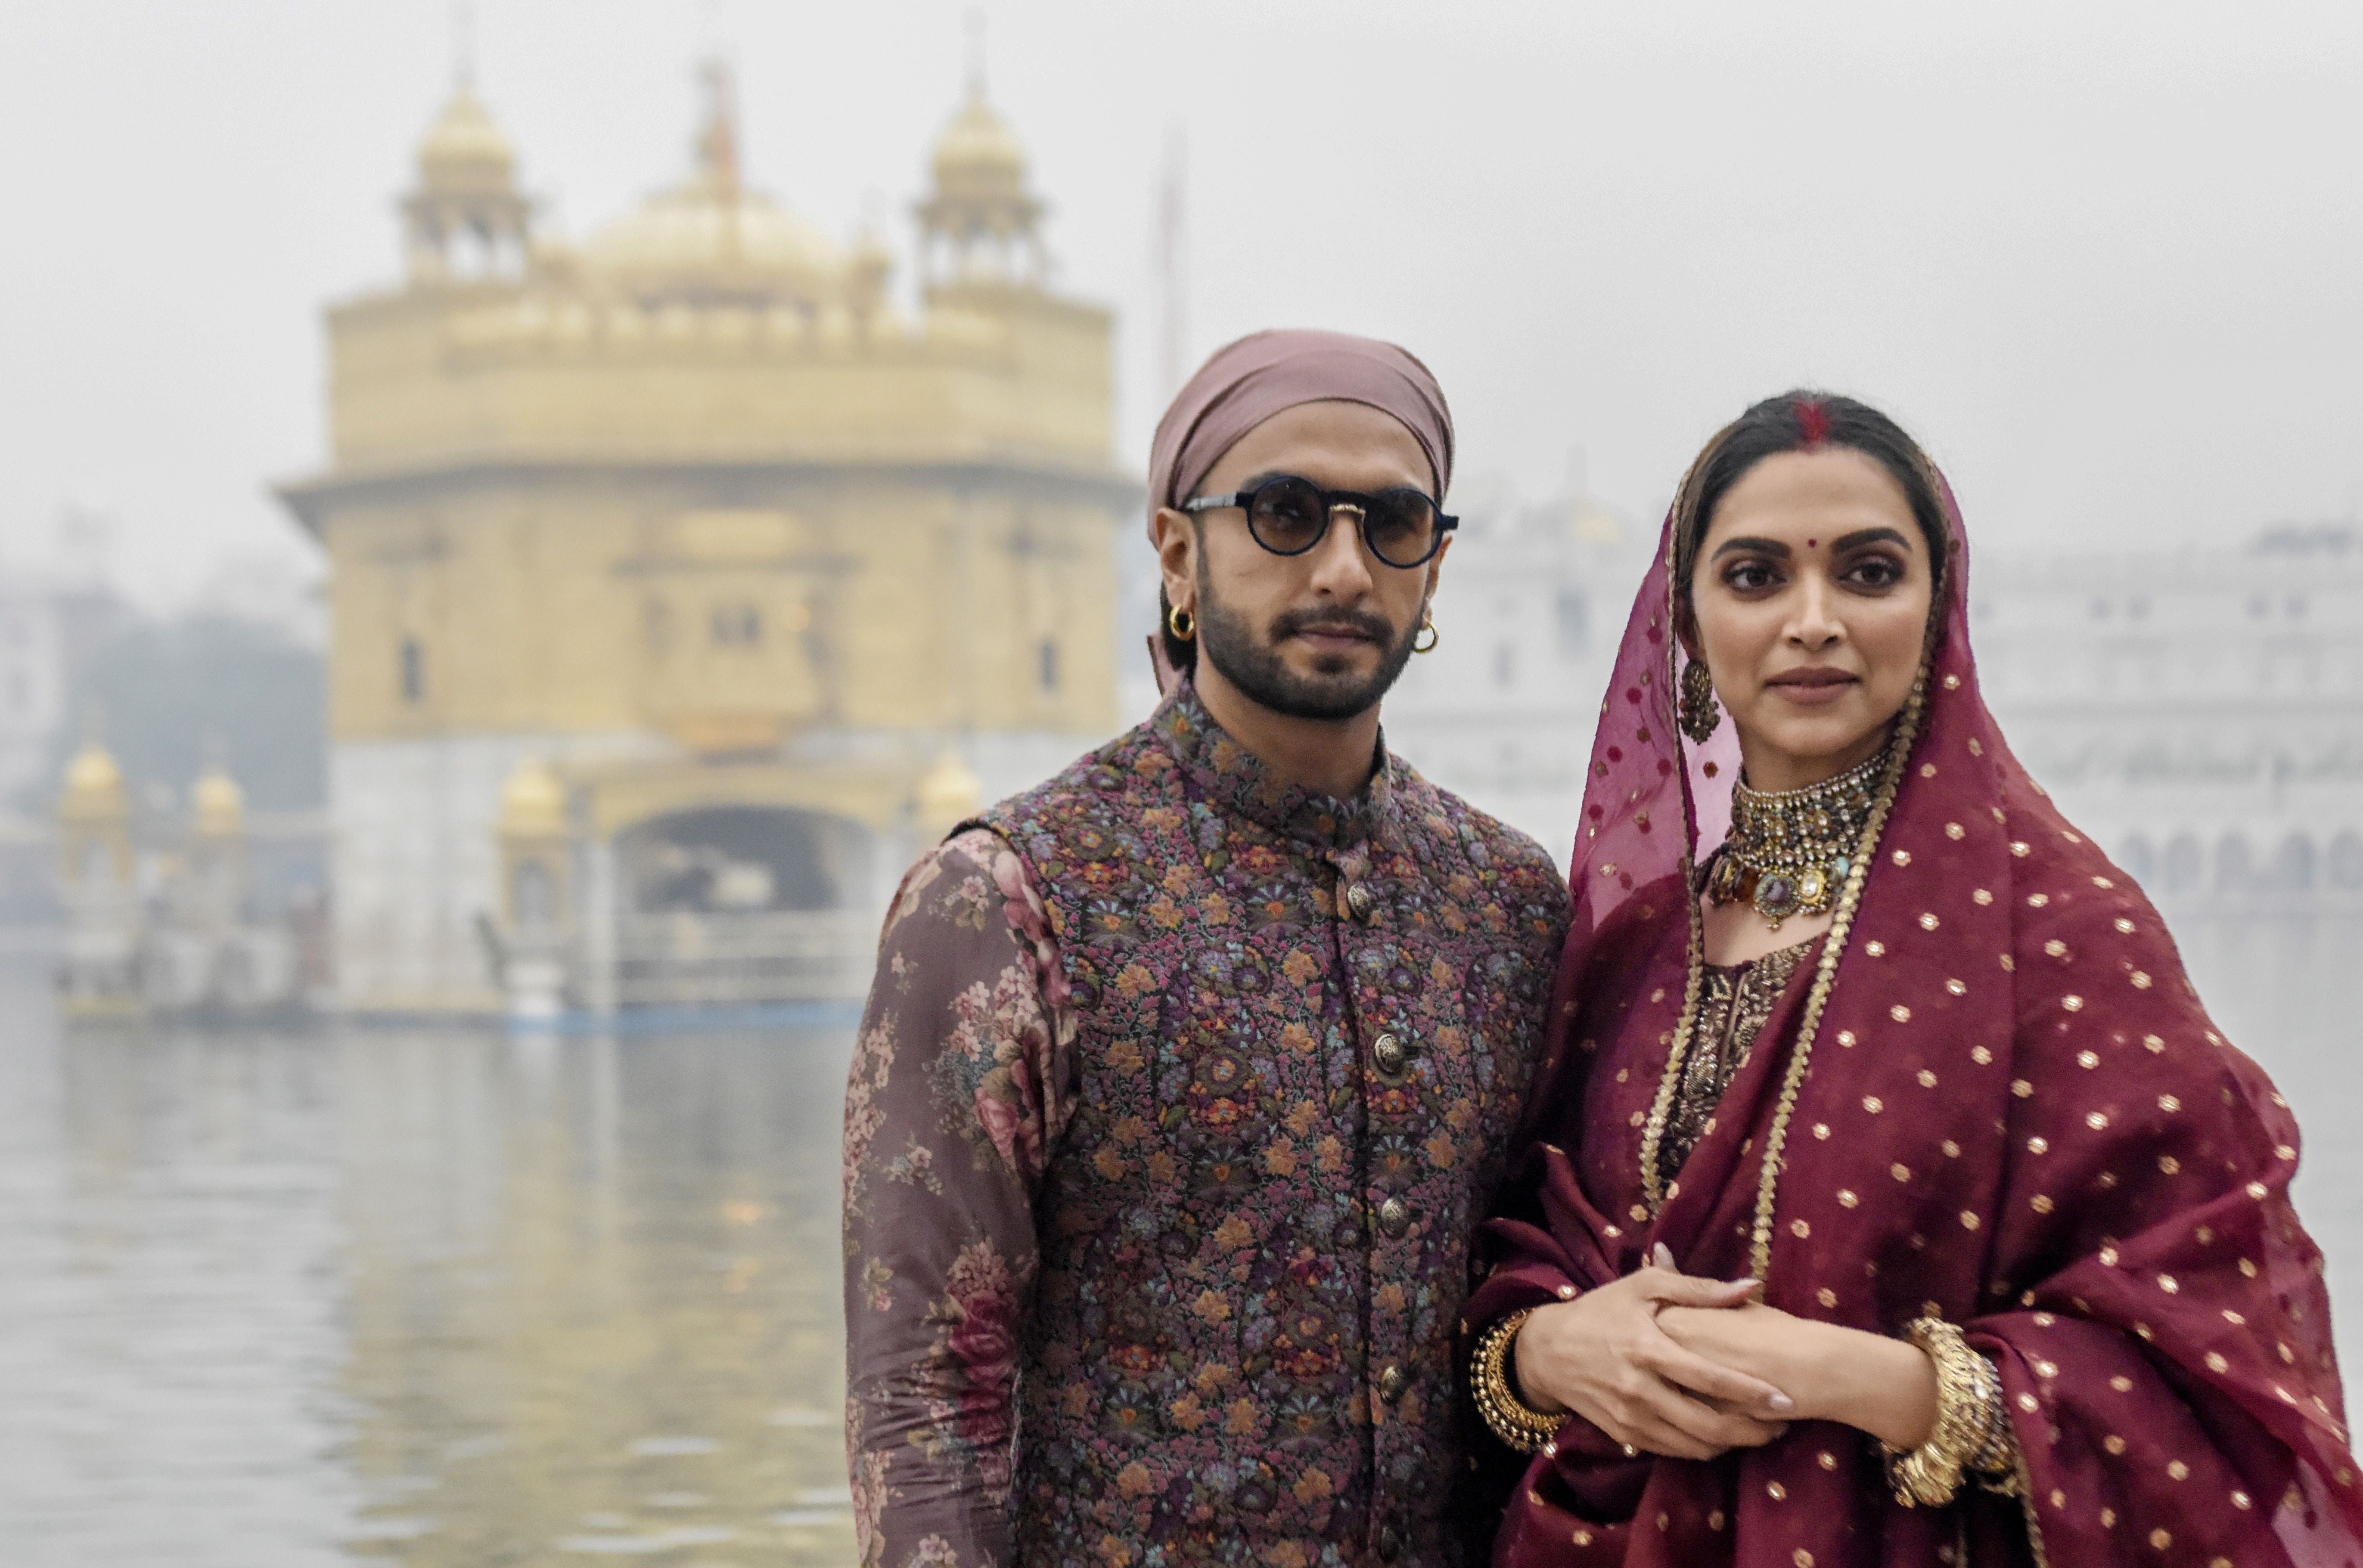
[1469,490,2363,1566]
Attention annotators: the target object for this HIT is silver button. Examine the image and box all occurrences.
[1371,1031,1408,1077]
[1377,1363,1408,1403]
[1345,881,1373,919]
[1378,1197,1410,1237]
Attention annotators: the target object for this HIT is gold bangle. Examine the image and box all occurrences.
[1472,1308,1563,1454]
[1883,1317,2012,1508]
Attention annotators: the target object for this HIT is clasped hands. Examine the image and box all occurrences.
[1511,1243,1938,1461]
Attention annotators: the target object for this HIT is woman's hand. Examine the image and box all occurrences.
[1513,1250,1796,1461]
[1657,1301,1938,1451]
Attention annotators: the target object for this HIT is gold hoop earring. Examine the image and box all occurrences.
[1413,616,1439,654]
[1168,604,1196,641]
[1679,659,1721,743]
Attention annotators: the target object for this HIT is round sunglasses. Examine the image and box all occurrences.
[1182,474,1457,569]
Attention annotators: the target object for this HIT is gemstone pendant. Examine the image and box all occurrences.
[1755,873,1798,924]
[1796,865,1828,908]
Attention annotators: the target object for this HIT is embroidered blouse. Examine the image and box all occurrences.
[1655,939,1818,1190]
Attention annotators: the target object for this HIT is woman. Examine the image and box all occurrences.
[1464,392,2363,1566]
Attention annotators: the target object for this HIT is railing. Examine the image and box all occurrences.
[612,908,876,1007]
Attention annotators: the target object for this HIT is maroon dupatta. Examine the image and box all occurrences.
[1469,488,2363,1567]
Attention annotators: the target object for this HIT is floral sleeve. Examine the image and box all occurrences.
[843,827,1075,1568]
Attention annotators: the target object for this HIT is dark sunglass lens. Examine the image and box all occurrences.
[1248,478,1329,554]
[1364,491,1439,566]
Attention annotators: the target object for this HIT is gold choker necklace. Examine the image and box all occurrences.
[1706,750,1885,927]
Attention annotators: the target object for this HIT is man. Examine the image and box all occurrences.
[843,330,1570,1567]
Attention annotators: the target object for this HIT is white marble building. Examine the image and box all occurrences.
[1974,522,2363,915]
[1384,490,1646,867]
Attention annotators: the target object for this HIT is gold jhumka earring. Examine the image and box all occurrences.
[1678,659,1720,742]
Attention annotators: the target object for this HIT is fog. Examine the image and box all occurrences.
[5,8,2363,1559]
[5,0,2362,603]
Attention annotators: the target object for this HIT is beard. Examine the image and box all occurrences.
[1195,568,1423,722]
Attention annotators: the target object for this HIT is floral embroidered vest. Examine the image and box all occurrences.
[977,686,1569,1567]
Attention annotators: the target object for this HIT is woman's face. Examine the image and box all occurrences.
[1687,447,1935,793]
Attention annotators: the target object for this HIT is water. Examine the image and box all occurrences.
[0,960,857,1568]
[0,914,2357,1565]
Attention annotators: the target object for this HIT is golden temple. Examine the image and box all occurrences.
[278,65,1129,1016]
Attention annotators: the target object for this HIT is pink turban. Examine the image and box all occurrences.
[1146,329,1455,540]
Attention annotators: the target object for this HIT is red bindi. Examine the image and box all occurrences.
[1808,538,1817,548]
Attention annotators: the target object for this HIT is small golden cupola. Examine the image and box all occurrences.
[915,748,983,840]
[403,84,532,285]
[58,738,133,892]
[192,762,246,839]
[915,69,1047,289]
[60,740,128,825]
[498,758,568,840]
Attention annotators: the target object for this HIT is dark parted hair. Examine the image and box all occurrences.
[1671,390,1950,637]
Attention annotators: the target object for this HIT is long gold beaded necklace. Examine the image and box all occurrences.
[1636,677,1926,1274]
[1704,751,1884,928]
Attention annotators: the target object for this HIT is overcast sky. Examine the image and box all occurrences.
[3,0,2360,606]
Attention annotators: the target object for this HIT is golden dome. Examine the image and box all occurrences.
[59,741,127,824]
[916,747,982,833]
[192,765,246,838]
[583,60,848,307]
[500,758,568,838]
[416,87,518,198]
[930,92,1029,203]
[583,180,847,305]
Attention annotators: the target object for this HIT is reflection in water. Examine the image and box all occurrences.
[0,960,856,1566]
[0,910,2357,1563]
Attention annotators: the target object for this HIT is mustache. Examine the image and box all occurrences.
[1268,606,1398,643]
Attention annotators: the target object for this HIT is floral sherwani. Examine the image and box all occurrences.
[844,684,1569,1568]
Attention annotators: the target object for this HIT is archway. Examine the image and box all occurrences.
[2265,834,2316,894]
[610,805,876,1005]
[2217,834,2255,894]
[617,804,856,916]
[2329,833,2363,892]
[2164,834,2205,894]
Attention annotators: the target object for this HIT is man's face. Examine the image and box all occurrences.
[1157,400,1448,722]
